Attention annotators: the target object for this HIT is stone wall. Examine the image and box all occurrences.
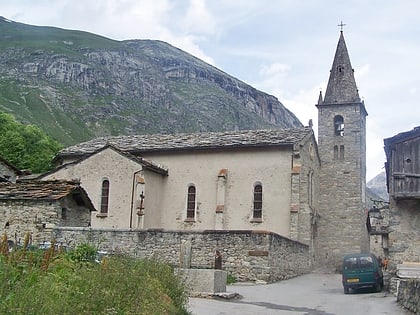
[51,228,310,282]
[388,199,420,270]
[316,103,368,269]
[0,200,63,245]
[397,279,420,314]
[0,199,91,246]
[0,161,18,183]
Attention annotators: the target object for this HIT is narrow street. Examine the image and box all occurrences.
[188,273,413,315]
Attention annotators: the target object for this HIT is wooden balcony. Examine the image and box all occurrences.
[391,172,420,200]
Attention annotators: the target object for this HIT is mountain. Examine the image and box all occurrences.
[0,17,302,146]
[367,171,389,204]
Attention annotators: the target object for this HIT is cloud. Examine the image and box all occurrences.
[183,0,216,35]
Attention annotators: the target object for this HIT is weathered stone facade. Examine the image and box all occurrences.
[315,32,369,269]
[0,157,21,183]
[0,199,91,245]
[51,228,310,283]
[397,279,420,314]
[0,181,93,245]
[388,199,420,269]
[384,127,420,269]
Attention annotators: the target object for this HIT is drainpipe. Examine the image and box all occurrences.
[130,169,142,229]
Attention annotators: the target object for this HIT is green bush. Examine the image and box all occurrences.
[227,273,237,284]
[0,242,190,315]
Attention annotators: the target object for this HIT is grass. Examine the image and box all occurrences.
[0,235,190,315]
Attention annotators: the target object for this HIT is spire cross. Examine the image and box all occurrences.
[338,21,346,32]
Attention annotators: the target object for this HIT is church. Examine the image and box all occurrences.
[1,30,368,273]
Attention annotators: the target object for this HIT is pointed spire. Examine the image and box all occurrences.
[317,90,323,105]
[323,31,360,105]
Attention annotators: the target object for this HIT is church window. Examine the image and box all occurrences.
[100,179,110,214]
[334,145,339,159]
[186,185,196,220]
[334,115,344,136]
[253,184,263,220]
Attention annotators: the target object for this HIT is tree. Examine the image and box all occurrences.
[0,112,62,173]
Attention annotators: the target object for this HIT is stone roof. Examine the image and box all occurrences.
[0,180,95,210]
[0,156,23,174]
[47,144,168,177]
[58,127,313,157]
[322,32,361,105]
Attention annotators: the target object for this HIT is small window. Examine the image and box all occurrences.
[334,145,339,159]
[100,179,110,214]
[307,171,314,207]
[253,184,263,219]
[340,145,345,159]
[334,115,344,136]
[186,186,196,219]
[61,207,67,220]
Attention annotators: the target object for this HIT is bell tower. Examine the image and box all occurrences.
[315,28,369,268]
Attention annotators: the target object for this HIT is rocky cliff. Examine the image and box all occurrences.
[367,171,389,202]
[0,17,302,146]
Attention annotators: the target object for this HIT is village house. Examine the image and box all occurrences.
[0,180,95,245]
[0,156,23,183]
[384,126,420,269]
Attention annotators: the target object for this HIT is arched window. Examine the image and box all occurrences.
[186,185,196,219]
[334,115,344,136]
[253,184,263,219]
[100,179,110,214]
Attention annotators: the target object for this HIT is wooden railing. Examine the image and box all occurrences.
[392,172,420,199]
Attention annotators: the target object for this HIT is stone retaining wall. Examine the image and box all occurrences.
[51,228,310,282]
[397,279,420,314]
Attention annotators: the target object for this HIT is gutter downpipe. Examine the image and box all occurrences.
[130,169,142,229]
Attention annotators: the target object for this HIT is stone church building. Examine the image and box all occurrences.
[315,31,369,268]
[1,30,368,274]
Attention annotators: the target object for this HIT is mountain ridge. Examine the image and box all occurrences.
[0,16,302,147]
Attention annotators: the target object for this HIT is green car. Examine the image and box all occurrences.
[342,253,383,294]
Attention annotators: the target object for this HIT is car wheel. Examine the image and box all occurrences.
[344,287,350,294]
[375,282,382,293]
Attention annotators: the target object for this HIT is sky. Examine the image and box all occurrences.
[1,0,419,181]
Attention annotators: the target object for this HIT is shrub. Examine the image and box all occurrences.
[0,241,190,315]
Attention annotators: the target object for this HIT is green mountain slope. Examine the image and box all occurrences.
[0,16,302,146]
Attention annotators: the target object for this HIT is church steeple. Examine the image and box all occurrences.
[315,27,368,269]
[323,31,360,105]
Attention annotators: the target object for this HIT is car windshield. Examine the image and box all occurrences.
[344,256,374,270]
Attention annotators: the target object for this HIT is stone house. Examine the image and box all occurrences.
[0,156,22,183]
[0,180,95,245]
[43,128,320,246]
[384,126,420,268]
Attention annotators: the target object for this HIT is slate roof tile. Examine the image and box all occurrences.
[58,127,313,157]
[0,180,86,201]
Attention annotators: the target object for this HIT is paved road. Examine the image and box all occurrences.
[188,273,413,315]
